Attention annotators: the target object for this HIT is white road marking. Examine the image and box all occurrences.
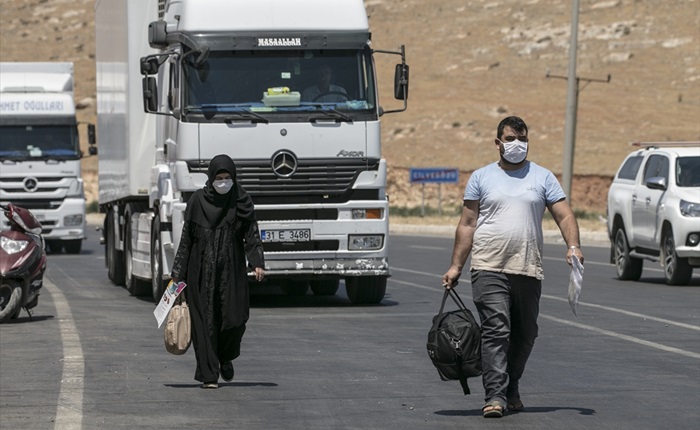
[408,245,446,250]
[540,314,700,360]
[541,294,700,331]
[45,278,84,430]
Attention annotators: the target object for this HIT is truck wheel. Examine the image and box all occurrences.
[280,280,309,296]
[0,279,23,323]
[150,217,168,303]
[310,279,339,296]
[125,221,150,297]
[613,227,643,281]
[662,229,693,285]
[345,276,386,305]
[47,241,64,254]
[64,239,82,254]
[106,211,126,286]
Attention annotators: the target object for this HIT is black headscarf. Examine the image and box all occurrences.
[186,154,255,229]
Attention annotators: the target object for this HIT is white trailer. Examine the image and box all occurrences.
[0,62,95,254]
[95,0,409,303]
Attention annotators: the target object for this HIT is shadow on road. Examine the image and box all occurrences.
[436,405,596,417]
[164,381,278,389]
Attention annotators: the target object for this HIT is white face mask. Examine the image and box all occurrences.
[212,179,234,194]
[500,139,528,164]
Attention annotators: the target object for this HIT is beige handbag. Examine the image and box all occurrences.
[164,296,191,355]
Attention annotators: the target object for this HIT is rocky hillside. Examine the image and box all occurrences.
[1,0,698,213]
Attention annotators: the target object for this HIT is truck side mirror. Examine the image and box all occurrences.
[141,57,160,76]
[88,146,98,156]
[143,77,158,112]
[148,21,168,49]
[394,63,409,100]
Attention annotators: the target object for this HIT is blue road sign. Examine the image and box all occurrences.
[409,168,459,184]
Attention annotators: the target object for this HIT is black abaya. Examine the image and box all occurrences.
[171,155,264,383]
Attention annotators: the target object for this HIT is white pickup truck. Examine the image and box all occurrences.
[607,142,700,285]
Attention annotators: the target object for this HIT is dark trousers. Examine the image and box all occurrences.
[471,270,542,405]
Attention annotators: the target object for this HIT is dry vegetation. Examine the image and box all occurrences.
[1,0,698,219]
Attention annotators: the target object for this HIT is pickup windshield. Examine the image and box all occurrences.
[677,156,700,187]
[0,125,80,161]
[182,49,376,119]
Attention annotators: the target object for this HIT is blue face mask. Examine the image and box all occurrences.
[212,179,233,194]
[500,139,528,164]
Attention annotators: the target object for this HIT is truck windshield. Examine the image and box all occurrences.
[0,125,80,161]
[182,49,376,118]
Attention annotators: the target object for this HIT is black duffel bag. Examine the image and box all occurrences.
[426,288,482,395]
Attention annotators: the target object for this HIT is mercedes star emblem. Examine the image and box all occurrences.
[23,177,39,193]
[271,150,298,178]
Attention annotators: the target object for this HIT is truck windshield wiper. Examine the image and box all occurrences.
[309,108,353,123]
[222,109,269,124]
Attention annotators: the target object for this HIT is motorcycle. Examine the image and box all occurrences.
[0,203,47,322]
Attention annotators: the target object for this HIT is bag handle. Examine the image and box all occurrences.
[438,287,468,315]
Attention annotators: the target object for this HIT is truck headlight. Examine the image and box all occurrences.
[351,209,382,219]
[348,235,383,250]
[680,200,700,217]
[66,179,85,198]
[1,236,29,255]
[64,214,84,226]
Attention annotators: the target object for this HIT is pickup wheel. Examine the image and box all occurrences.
[310,279,339,296]
[345,276,386,305]
[662,229,693,285]
[613,227,643,281]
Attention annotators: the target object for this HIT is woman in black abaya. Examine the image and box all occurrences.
[171,154,265,388]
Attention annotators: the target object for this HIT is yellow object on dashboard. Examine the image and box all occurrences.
[267,87,290,95]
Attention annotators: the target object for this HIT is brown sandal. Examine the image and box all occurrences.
[482,400,505,418]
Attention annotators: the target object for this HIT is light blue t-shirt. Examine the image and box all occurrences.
[464,161,566,279]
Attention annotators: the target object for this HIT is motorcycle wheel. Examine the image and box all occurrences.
[0,279,23,323]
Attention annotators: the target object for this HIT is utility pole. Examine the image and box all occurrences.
[547,0,611,204]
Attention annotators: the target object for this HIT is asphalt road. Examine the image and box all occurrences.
[1,229,698,430]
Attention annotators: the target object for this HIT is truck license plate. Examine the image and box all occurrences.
[261,229,310,242]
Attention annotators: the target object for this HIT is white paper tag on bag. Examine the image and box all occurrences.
[568,255,584,317]
[153,280,187,328]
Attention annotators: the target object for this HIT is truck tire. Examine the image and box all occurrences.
[64,239,82,254]
[0,279,23,323]
[345,276,386,305]
[47,241,64,254]
[106,211,126,286]
[125,221,150,297]
[662,229,693,285]
[310,279,339,296]
[280,280,309,296]
[150,217,168,303]
[613,227,643,281]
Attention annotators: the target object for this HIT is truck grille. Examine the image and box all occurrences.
[187,158,379,197]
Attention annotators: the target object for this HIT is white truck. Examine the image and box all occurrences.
[0,62,95,254]
[95,0,409,303]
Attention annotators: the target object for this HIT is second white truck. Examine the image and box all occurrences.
[95,0,409,303]
[0,62,95,254]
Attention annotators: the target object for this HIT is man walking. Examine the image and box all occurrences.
[442,116,584,418]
